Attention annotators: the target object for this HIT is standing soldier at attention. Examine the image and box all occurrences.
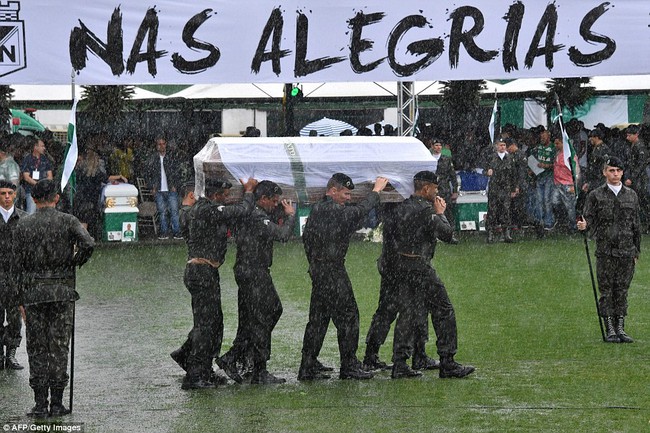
[485,138,518,243]
[577,157,640,343]
[218,181,296,385]
[298,173,388,381]
[13,179,95,417]
[0,180,26,371]
[180,177,257,390]
[427,137,459,244]
[390,171,475,379]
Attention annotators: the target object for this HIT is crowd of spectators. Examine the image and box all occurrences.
[2,119,647,240]
[417,120,650,237]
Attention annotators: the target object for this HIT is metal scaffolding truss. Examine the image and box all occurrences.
[397,81,417,136]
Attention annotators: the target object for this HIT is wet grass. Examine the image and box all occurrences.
[1,233,649,432]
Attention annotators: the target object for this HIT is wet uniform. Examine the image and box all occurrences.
[364,203,401,359]
[300,192,380,370]
[485,151,517,230]
[583,183,640,318]
[13,207,94,392]
[223,206,295,371]
[434,156,459,228]
[0,206,26,366]
[183,193,254,382]
[623,139,649,225]
[391,195,458,363]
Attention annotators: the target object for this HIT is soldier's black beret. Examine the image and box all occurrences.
[331,173,354,190]
[588,129,603,139]
[31,179,57,201]
[205,178,232,189]
[413,170,438,184]
[255,180,282,199]
[605,156,624,170]
[0,180,16,190]
[626,124,640,135]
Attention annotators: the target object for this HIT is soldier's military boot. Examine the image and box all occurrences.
[604,317,620,343]
[504,228,515,243]
[615,316,634,343]
[27,387,49,418]
[439,357,475,379]
[391,360,422,379]
[49,388,71,417]
[5,347,24,370]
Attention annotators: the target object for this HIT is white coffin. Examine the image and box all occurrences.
[193,136,435,203]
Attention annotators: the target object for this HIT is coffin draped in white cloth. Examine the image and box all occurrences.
[193,136,435,203]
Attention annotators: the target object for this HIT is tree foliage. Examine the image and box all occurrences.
[542,77,595,117]
[80,85,135,127]
[0,85,15,132]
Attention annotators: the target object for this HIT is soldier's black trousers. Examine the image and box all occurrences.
[392,262,458,362]
[301,262,360,366]
[596,255,635,317]
[227,267,283,366]
[24,301,74,389]
[365,267,400,353]
[1,305,22,349]
[183,263,223,379]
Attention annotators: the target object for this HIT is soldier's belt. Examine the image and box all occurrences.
[397,252,425,259]
[32,277,75,285]
[187,258,222,269]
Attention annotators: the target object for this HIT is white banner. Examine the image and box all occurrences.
[523,95,631,129]
[2,1,650,84]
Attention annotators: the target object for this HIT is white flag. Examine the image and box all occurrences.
[488,99,498,143]
[60,99,79,191]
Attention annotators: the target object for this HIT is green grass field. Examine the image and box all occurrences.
[1,234,648,432]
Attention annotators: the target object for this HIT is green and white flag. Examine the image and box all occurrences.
[60,99,79,192]
[488,97,498,143]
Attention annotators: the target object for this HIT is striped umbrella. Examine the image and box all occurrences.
[299,117,358,137]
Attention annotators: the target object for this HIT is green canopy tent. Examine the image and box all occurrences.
[10,108,46,135]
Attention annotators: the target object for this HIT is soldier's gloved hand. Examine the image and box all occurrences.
[74,247,94,268]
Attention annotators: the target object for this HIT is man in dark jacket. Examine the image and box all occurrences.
[13,179,94,417]
[144,136,183,239]
[578,157,640,343]
[485,138,518,243]
[218,181,296,384]
[390,171,475,379]
[622,125,649,229]
[363,202,439,372]
[0,180,26,371]
[180,177,257,389]
[427,138,459,243]
[298,173,388,381]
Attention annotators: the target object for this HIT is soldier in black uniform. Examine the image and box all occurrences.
[390,171,475,379]
[507,138,531,229]
[169,181,198,374]
[485,138,519,243]
[578,157,640,343]
[363,202,439,372]
[582,129,612,194]
[427,138,459,243]
[298,173,388,381]
[0,180,26,371]
[13,179,94,417]
[218,181,296,384]
[180,177,257,390]
[622,125,649,229]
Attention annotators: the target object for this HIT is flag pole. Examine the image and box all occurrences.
[488,89,498,143]
[554,94,605,342]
